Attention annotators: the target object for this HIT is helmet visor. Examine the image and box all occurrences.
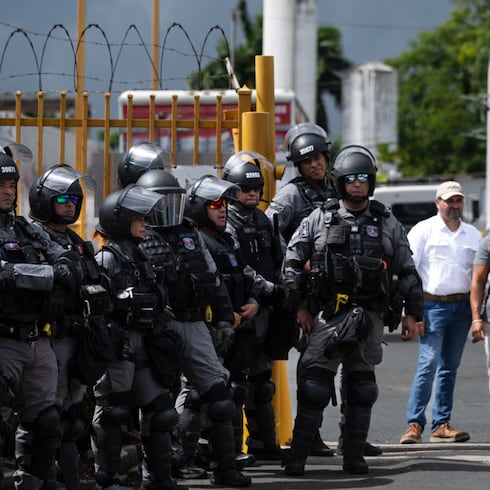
[39,164,96,194]
[157,190,186,227]
[190,175,239,203]
[127,143,168,172]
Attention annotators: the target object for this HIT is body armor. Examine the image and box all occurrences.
[200,230,248,312]
[227,205,281,283]
[41,225,109,329]
[0,216,49,324]
[102,241,162,329]
[309,200,391,316]
[140,221,217,322]
[284,177,336,242]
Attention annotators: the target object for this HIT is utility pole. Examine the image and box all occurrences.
[486,57,490,230]
[152,0,159,89]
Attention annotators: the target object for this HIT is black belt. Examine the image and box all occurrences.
[0,323,39,342]
[423,292,469,302]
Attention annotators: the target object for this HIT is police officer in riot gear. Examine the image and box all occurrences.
[222,152,286,460]
[135,168,252,487]
[282,145,423,476]
[28,163,111,489]
[118,142,169,188]
[265,122,337,246]
[93,185,186,490]
[0,150,80,489]
[185,174,260,467]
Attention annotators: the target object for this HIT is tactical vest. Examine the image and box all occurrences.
[310,200,391,313]
[284,177,336,242]
[227,207,281,282]
[42,225,109,324]
[0,216,49,323]
[140,220,216,320]
[200,230,247,312]
[102,241,163,329]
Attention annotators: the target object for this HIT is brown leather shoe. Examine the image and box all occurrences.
[400,423,422,444]
[430,422,470,443]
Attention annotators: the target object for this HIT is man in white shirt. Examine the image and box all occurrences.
[400,181,481,444]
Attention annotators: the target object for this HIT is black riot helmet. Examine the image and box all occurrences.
[118,142,170,188]
[0,152,20,212]
[283,122,331,167]
[29,164,96,225]
[223,150,270,188]
[185,175,239,227]
[332,145,377,199]
[135,169,186,227]
[98,184,169,241]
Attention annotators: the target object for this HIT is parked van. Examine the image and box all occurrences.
[374,183,481,231]
[373,184,438,230]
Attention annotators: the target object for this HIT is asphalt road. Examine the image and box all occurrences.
[185,330,490,490]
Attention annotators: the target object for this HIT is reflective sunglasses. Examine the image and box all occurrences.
[207,199,227,209]
[343,173,369,184]
[55,194,80,205]
[240,184,262,193]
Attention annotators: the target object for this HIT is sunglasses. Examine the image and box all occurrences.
[240,184,262,193]
[55,194,80,205]
[343,173,369,184]
[207,199,227,209]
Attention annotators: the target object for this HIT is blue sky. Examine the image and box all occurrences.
[0,0,453,133]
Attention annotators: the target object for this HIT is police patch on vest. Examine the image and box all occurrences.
[3,242,20,250]
[301,220,309,237]
[227,252,238,267]
[366,225,379,237]
[182,237,196,250]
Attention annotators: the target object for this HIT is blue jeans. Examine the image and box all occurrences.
[405,298,470,432]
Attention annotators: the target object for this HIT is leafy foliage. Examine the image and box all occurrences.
[188,0,351,137]
[387,0,490,176]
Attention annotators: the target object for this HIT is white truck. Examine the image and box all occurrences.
[373,183,482,231]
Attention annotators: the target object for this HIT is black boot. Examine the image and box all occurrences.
[171,407,207,479]
[283,407,323,476]
[15,406,60,486]
[141,428,187,490]
[209,421,251,487]
[232,405,255,468]
[342,405,372,475]
[337,408,382,456]
[310,429,334,457]
[246,401,282,461]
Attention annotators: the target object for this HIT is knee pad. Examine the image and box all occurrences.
[207,398,235,422]
[60,403,84,441]
[99,405,132,427]
[254,380,275,404]
[345,371,378,407]
[201,382,235,422]
[183,388,202,411]
[230,380,249,405]
[29,405,60,441]
[297,369,335,409]
[150,407,179,433]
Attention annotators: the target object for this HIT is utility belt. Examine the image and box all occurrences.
[50,317,84,339]
[173,308,205,323]
[0,321,41,342]
[321,293,386,320]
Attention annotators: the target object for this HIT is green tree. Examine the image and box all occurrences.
[188,0,351,135]
[387,0,490,176]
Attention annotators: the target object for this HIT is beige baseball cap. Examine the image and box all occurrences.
[436,181,464,200]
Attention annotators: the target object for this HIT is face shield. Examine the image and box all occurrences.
[189,175,240,203]
[120,185,184,228]
[38,164,96,195]
[0,138,33,162]
[126,143,168,173]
